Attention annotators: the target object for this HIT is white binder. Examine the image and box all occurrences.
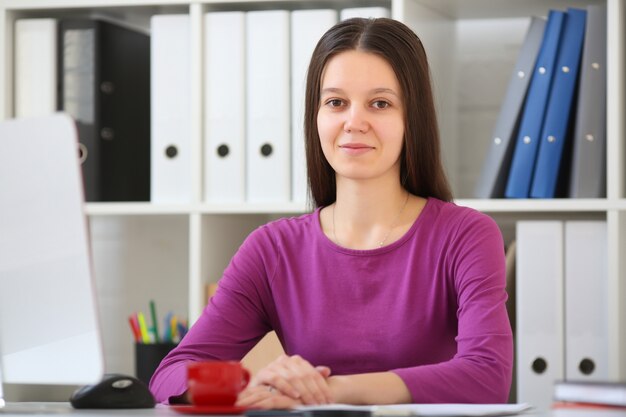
[150,14,193,204]
[15,19,57,118]
[246,10,290,203]
[516,221,564,411]
[564,221,608,380]
[204,11,246,203]
[340,7,390,20]
[290,9,337,204]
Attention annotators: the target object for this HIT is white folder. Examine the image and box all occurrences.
[246,10,290,203]
[290,10,337,204]
[564,221,608,380]
[204,11,246,203]
[516,221,564,411]
[150,15,193,204]
[15,19,57,118]
[340,7,390,20]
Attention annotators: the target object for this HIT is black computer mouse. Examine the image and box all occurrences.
[70,373,156,409]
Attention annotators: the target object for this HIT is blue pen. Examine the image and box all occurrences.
[177,322,188,340]
[163,311,173,342]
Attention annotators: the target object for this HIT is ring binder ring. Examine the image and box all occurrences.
[531,357,547,374]
[260,143,273,157]
[217,144,230,158]
[78,142,88,164]
[579,358,595,375]
[165,145,178,159]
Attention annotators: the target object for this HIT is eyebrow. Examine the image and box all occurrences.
[320,87,400,98]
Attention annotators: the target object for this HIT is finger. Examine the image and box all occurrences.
[287,357,332,404]
[274,356,318,404]
[282,357,329,405]
[314,366,333,403]
[305,370,333,404]
[288,377,316,405]
[236,386,274,407]
[316,366,332,378]
[248,354,289,388]
[255,364,301,399]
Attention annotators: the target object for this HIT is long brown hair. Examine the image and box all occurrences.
[304,18,452,208]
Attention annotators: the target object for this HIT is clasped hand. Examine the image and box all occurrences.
[236,354,333,409]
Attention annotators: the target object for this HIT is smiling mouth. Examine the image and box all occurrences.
[339,144,374,150]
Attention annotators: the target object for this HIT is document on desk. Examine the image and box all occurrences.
[297,403,533,417]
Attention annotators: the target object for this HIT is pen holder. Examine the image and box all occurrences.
[135,342,178,385]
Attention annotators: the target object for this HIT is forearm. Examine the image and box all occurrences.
[328,372,411,405]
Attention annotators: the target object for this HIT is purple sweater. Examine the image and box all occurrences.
[150,198,513,404]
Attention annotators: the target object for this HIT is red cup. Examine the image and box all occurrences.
[187,361,250,406]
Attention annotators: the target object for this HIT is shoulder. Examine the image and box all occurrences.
[242,210,320,254]
[425,198,500,238]
[257,210,320,241]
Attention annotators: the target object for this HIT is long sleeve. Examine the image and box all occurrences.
[391,211,513,403]
[149,226,279,403]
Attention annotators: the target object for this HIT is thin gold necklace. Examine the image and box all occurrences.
[332,192,410,248]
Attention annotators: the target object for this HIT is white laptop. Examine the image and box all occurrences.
[0,113,104,406]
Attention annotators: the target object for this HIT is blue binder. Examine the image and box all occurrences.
[474,17,546,199]
[530,8,587,198]
[504,10,565,198]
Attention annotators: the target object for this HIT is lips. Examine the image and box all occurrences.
[338,143,374,155]
[339,143,374,150]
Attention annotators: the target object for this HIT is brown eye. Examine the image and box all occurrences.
[327,99,343,108]
[372,100,390,109]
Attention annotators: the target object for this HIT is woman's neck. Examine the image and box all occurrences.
[329,176,422,249]
[335,177,407,225]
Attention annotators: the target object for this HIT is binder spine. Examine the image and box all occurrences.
[204,11,246,203]
[15,18,58,118]
[504,11,565,198]
[564,221,609,380]
[150,15,192,204]
[569,5,607,198]
[246,10,291,203]
[59,21,100,201]
[474,17,546,198]
[516,221,564,411]
[290,9,338,204]
[530,8,587,198]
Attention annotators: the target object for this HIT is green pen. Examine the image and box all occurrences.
[149,300,160,343]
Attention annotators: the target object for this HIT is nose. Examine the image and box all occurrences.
[343,106,369,133]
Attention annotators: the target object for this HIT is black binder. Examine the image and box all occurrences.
[58,18,150,202]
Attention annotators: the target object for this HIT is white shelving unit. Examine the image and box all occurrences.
[1,0,624,392]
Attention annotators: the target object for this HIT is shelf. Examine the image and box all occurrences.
[412,0,606,20]
[85,202,194,215]
[84,201,308,215]
[194,202,307,214]
[457,198,614,213]
[0,0,191,9]
[85,199,619,216]
[1,0,390,11]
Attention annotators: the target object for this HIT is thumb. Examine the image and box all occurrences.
[315,366,332,378]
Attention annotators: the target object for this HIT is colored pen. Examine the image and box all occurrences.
[163,311,173,343]
[137,312,151,344]
[171,315,178,342]
[128,315,142,342]
[177,321,188,340]
[149,300,160,343]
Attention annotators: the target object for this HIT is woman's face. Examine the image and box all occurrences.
[317,50,405,184]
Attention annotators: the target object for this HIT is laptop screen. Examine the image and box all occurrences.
[0,114,104,395]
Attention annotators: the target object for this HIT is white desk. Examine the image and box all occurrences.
[1,403,625,417]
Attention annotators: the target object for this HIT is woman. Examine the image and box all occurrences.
[150,17,512,407]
